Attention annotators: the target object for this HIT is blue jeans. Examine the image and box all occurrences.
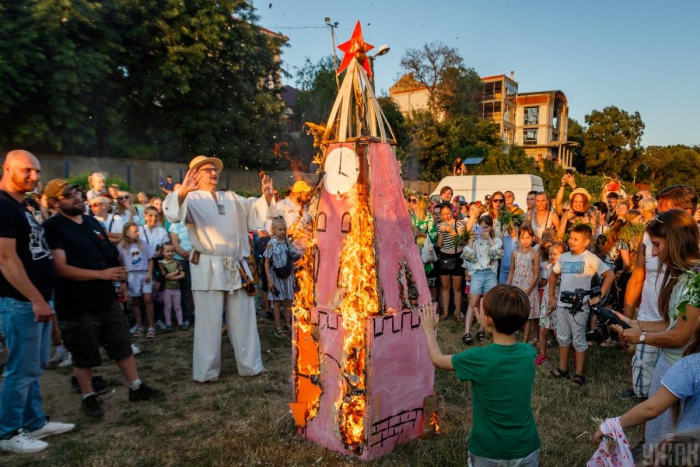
[0,297,51,439]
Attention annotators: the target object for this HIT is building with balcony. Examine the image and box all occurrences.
[480,74,518,145]
[388,72,576,167]
[515,91,576,168]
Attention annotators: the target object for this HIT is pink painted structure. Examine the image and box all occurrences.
[293,141,435,460]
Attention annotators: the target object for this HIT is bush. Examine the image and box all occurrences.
[67,171,131,192]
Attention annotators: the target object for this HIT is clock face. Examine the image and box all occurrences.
[323,146,359,195]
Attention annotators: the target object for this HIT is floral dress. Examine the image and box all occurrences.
[263,237,298,301]
[411,211,438,273]
[512,249,540,319]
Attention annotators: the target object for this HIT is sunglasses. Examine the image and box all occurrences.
[492,198,505,203]
[118,196,130,200]
[408,199,418,204]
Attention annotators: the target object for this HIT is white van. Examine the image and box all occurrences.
[430,174,544,208]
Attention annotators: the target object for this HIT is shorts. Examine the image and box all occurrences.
[438,253,464,277]
[555,306,589,352]
[127,271,153,297]
[58,300,133,368]
[468,449,540,467]
[469,269,498,295]
[632,343,661,399]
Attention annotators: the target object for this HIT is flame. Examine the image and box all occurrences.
[430,412,441,435]
[292,228,322,423]
[337,184,379,453]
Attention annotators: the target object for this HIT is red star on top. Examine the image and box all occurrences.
[337,21,374,77]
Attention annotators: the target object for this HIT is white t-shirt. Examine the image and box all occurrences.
[96,214,124,235]
[139,225,169,253]
[638,232,664,321]
[553,250,610,307]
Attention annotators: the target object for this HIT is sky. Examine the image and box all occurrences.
[253,0,700,147]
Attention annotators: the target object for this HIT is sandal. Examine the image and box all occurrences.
[550,367,569,378]
[476,330,486,341]
[453,313,465,322]
[462,333,473,345]
[133,328,143,338]
[274,327,286,338]
[571,374,586,387]
[146,327,156,339]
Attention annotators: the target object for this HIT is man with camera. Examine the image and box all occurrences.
[548,224,615,387]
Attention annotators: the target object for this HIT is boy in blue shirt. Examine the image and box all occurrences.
[420,285,541,466]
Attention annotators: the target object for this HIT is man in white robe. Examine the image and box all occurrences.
[164,155,275,381]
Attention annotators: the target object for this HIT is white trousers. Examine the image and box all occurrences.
[192,289,264,381]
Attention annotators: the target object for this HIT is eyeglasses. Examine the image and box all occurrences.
[118,196,130,200]
[408,199,418,204]
[200,167,220,175]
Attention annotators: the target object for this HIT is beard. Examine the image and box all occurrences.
[61,204,84,216]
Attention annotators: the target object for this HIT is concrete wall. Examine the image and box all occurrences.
[34,153,318,195]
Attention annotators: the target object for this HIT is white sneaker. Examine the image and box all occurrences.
[28,420,75,440]
[129,324,138,335]
[154,320,167,331]
[49,346,68,364]
[0,429,49,453]
[131,344,141,355]
[58,353,73,367]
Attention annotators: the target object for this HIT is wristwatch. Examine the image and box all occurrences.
[639,332,647,343]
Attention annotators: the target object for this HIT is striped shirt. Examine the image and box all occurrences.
[438,220,464,253]
[662,353,700,434]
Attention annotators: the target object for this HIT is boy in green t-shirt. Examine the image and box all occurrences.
[420,284,541,466]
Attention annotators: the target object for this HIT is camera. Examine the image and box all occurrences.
[560,286,631,329]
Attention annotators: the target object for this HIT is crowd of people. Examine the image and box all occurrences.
[2,147,699,465]
[411,176,700,465]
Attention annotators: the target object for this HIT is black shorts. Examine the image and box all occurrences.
[58,301,133,368]
[438,253,465,277]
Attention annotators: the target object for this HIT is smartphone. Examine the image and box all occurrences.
[566,168,575,175]
[475,226,482,237]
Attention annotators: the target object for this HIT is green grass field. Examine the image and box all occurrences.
[1,316,640,466]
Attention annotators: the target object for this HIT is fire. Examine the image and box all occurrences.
[429,412,441,435]
[291,228,322,423]
[337,185,379,453]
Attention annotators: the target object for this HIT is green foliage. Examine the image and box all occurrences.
[0,0,286,168]
[293,56,338,128]
[67,171,130,191]
[378,96,408,149]
[567,118,586,172]
[438,66,483,119]
[582,106,644,179]
[401,110,454,181]
[639,145,700,188]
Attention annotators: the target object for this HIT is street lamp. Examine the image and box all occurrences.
[368,45,390,89]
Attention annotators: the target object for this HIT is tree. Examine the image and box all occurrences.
[401,110,454,181]
[640,145,700,188]
[293,56,338,129]
[377,97,408,149]
[437,66,483,120]
[582,106,644,178]
[0,0,287,168]
[399,42,464,117]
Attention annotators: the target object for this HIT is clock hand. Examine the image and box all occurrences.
[338,152,343,174]
[339,171,348,177]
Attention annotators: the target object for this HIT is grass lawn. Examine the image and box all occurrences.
[1,315,640,466]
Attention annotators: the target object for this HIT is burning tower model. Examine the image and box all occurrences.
[289,22,436,460]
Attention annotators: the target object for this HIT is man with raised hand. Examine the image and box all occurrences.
[0,150,74,453]
[164,155,276,382]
